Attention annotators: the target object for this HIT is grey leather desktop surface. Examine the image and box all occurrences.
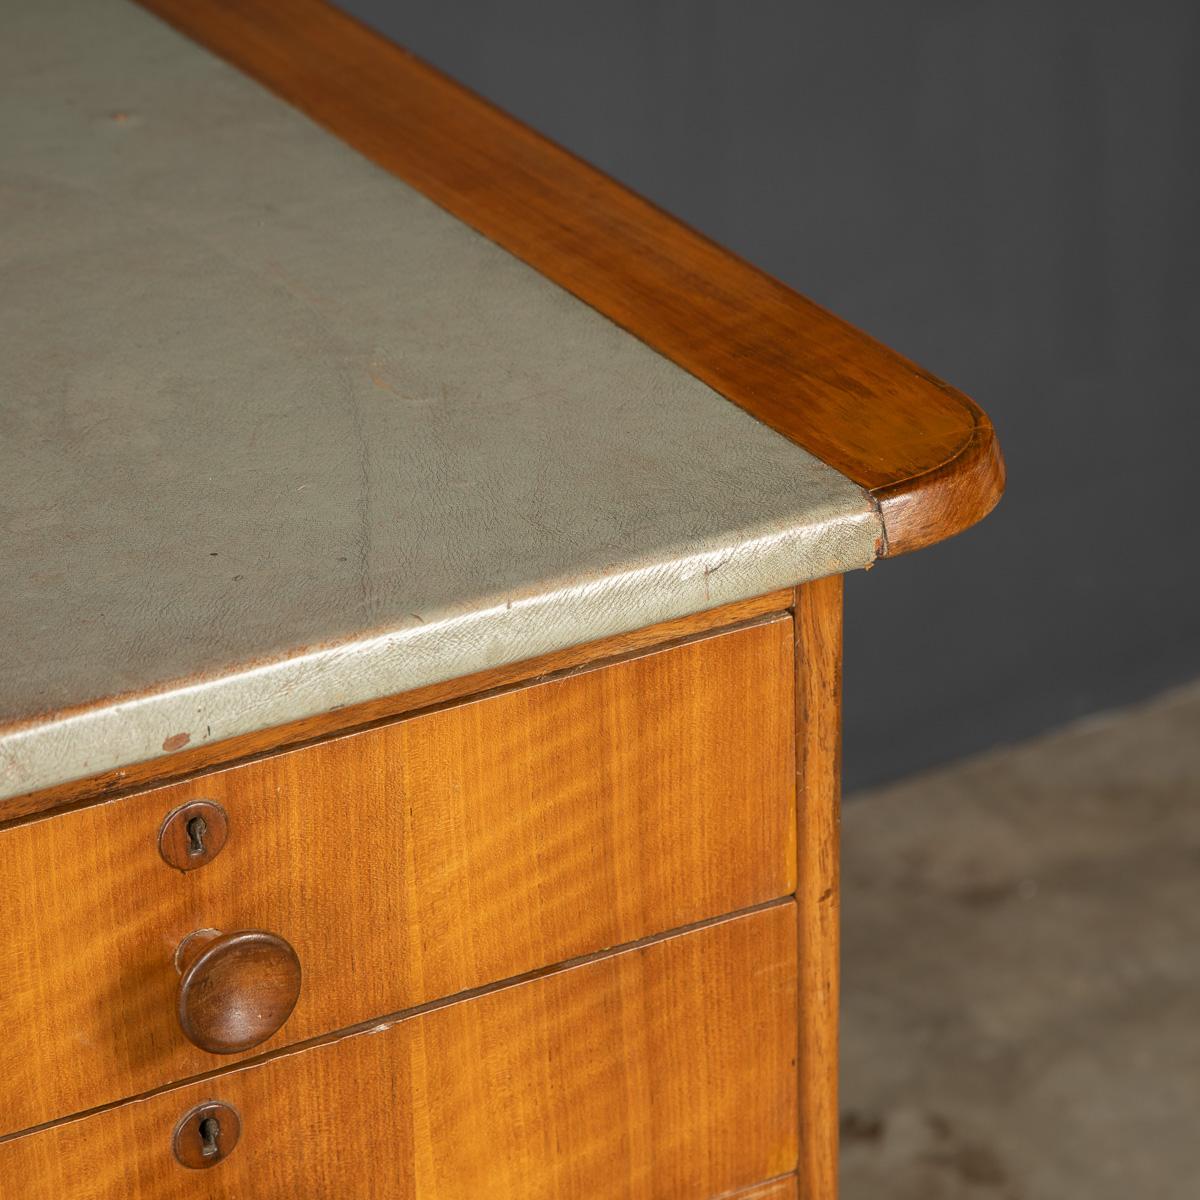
[0,0,881,801]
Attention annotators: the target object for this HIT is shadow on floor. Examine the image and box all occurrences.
[841,679,1200,1200]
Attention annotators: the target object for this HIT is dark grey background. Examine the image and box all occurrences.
[338,0,1200,789]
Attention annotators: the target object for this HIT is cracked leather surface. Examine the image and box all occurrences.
[0,0,882,801]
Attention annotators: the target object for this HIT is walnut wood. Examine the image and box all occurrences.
[0,905,798,1200]
[793,577,844,1200]
[0,619,795,1136]
[175,930,302,1055]
[2,590,792,825]
[137,0,1003,557]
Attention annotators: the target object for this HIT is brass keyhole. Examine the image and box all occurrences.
[186,814,208,857]
[198,1116,221,1159]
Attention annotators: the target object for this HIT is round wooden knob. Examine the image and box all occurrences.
[175,929,302,1055]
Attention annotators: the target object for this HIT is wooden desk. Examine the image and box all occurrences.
[0,1,1002,1196]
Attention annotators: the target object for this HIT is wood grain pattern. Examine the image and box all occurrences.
[0,620,795,1136]
[136,0,1003,557]
[874,423,1006,558]
[3,591,792,825]
[723,1179,799,1200]
[794,578,844,1200]
[0,905,799,1200]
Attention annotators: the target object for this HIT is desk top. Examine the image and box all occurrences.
[0,0,999,805]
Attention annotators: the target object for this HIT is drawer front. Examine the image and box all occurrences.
[0,618,795,1134]
[0,904,798,1200]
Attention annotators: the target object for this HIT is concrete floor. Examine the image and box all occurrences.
[840,679,1200,1200]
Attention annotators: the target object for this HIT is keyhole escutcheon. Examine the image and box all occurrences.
[172,1101,241,1169]
[159,800,229,872]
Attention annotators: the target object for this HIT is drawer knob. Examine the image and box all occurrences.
[175,929,302,1054]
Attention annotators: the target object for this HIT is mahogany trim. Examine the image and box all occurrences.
[136,0,1003,557]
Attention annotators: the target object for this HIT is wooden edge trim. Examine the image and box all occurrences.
[135,0,1003,557]
[794,577,842,1198]
[0,590,792,826]
[875,406,1005,556]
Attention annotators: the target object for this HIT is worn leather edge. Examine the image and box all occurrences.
[0,509,877,806]
[133,0,1004,559]
[0,594,796,823]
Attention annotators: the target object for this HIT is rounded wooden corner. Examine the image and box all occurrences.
[872,404,1005,557]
